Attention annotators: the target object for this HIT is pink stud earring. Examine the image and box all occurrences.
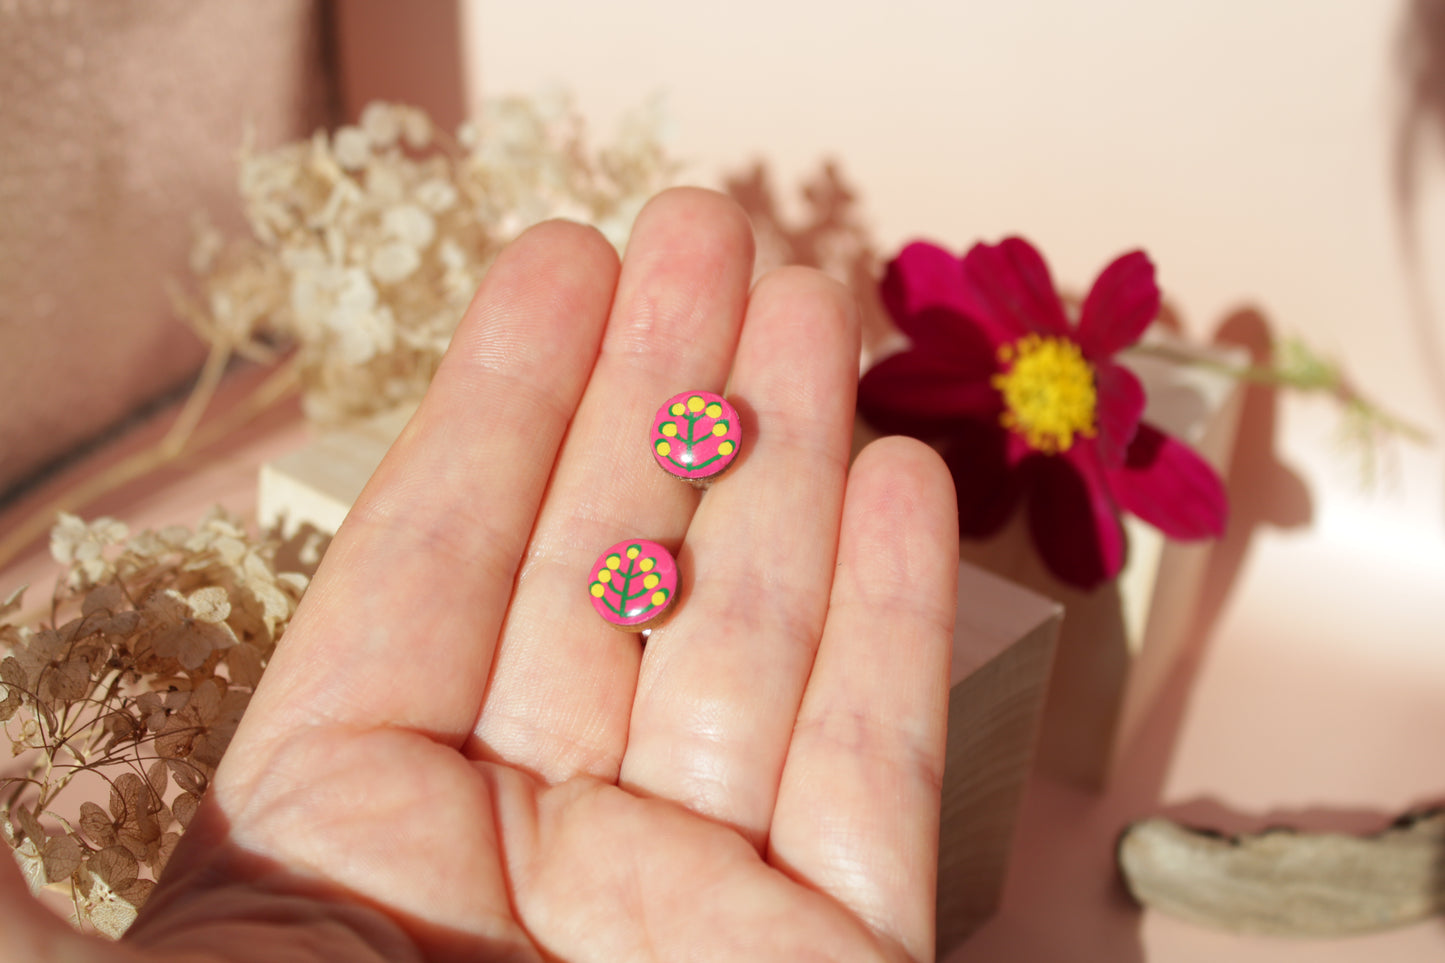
[650,390,741,486]
[587,539,678,630]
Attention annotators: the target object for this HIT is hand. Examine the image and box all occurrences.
[8,189,959,962]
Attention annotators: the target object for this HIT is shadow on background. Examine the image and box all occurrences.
[722,160,900,364]
[1115,306,1314,806]
[1396,0,1445,520]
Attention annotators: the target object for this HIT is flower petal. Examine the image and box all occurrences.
[960,237,1071,339]
[858,348,1000,435]
[1026,447,1127,590]
[880,242,982,342]
[857,302,1001,436]
[1092,361,1146,467]
[1108,423,1228,539]
[942,420,1022,538]
[1077,250,1160,358]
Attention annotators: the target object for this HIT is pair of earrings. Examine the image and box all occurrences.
[587,390,741,630]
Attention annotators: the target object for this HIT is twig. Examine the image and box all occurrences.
[0,357,301,574]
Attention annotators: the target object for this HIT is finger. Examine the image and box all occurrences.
[472,189,755,782]
[620,267,859,844]
[235,220,619,754]
[767,437,958,961]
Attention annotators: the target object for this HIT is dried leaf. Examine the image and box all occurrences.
[97,610,141,636]
[146,759,168,800]
[81,584,126,616]
[79,802,118,848]
[81,870,140,938]
[0,657,24,721]
[185,586,231,623]
[155,707,200,761]
[118,876,155,908]
[48,656,91,702]
[0,656,25,686]
[101,710,138,752]
[171,792,201,829]
[89,845,138,888]
[0,584,24,619]
[13,803,44,848]
[0,686,20,722]
[166,759,207,795]
[226,643,264,689]
[277,570,310,594]
[109,773,147,824]
[12,837,46,895]
[190,677,225,718]
[136,692,168,732]
[149,832,180,876]
[41,833,81,883]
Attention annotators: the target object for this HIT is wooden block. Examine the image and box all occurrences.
[937,563,1061,957]
[956,334,1247,788]
[257,403,416,537]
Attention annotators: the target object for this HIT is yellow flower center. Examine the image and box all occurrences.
[991,334,1097,454]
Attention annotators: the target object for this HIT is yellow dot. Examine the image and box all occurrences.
[589,583,606,598]
[718,440,735,456]
[655,440,671,456]
[639,558,655,572]
[661,422,678,437]
[643,573,660,589]
[606,554,621,570]
[705,403,722,418]
[626,545,641,560]
[597,569,612,584]
[711,422,728,437]
[650,590,668,606]
[670,402,685,416]
[687,396,705,413]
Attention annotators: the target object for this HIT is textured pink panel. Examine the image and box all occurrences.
[0,0,335,496]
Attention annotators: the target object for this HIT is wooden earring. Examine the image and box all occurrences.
[587,539,678,630]
[650,390,740,486]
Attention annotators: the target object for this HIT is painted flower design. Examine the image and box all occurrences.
[858,237,1227,589]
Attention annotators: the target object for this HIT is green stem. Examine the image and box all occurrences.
[1125,342,1433,444]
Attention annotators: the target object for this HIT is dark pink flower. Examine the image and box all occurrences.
[858,237,1227,589]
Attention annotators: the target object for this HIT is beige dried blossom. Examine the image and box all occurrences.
[1,509,307,937]
[175,95,678,425]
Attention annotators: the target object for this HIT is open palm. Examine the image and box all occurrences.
[99,190,958,962]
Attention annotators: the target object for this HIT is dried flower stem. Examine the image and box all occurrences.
[0,357,301,576]
[157,341,233,459]
[1128,339,1433,445]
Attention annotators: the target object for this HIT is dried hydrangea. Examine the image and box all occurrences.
[176,95,677,425]
[1,509,307,937]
